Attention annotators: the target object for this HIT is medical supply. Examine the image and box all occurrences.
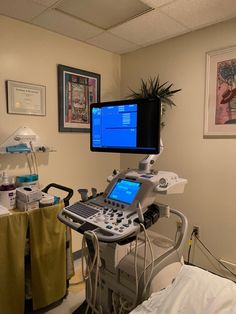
[15,174,39,187]
[39,192,59,207]
[16,186,42,203]
[6,143,31,153]
[16,199,39,211]
[0,172,16,209]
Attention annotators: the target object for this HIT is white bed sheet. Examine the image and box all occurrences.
[130,265,236,314]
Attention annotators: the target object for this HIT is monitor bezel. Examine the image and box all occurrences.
[90,98,161,154]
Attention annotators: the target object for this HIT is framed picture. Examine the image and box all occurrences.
[58,64,101,132]
[204,46,236,137]
[6,80,46,116]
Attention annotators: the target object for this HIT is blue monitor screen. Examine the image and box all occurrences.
[90,98,161,154]
[108,179,141,204]
[92,104,137,149]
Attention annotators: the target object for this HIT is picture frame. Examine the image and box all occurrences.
[204,46,236,137]
[58,64,101,132]
[6,80,46,116]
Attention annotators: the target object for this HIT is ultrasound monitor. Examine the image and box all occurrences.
[108,179,141,204]
[90,98,161,154]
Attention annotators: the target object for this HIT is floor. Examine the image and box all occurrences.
[43,259,86,314]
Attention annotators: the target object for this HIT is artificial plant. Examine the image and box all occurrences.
[127,76,181,127]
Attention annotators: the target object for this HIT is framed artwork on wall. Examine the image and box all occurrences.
[6,80,46,116]
[204,46,236,137]
[58,64,101,132]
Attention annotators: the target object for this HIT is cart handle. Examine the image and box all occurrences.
[42,183,74,206]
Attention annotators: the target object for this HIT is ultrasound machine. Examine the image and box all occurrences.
[58,98,188,314]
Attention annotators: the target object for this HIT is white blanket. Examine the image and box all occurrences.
[130,265,236,314]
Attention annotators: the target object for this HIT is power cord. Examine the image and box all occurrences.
[187,230,195,264]
[194,234,236,279]
[187,231,236,279]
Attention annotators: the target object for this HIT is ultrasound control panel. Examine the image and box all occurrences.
[58,170,187,242]
[62,178,145,241]
[63,197,140,240]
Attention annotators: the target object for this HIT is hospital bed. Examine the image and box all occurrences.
[130,263,236,314]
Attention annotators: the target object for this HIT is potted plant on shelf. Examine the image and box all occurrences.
[127,76,181,127]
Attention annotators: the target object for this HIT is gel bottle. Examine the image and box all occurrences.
[0,172,16,209]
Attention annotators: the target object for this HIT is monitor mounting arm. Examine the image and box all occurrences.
[139,139,164,173]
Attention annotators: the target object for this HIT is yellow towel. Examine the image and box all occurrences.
[28,203,67,310]
[0,212,28,314]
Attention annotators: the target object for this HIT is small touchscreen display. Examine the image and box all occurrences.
[108,179,141,204]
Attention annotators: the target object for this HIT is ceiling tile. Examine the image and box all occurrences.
[87,32,141,54]
[109,9,188,46]
[1,0,236,55]
[0,0,46,21]
[56,0,152,29]
[140,0,175,9]
[32,0,60,7]
[161,0,236,29]
[32,8,103,41]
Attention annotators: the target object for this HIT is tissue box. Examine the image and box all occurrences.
[16,186,42,203]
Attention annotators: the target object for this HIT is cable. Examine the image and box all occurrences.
[118,224,155,313]
[29,141,39,176]
[140,224,155,299]
[81,232,102,314]
[119,236,139,313]
[26,153,32,174]
[81,236,93,314]
[193,234,236,279]
[32,151,38,175]
[187,230,195,264]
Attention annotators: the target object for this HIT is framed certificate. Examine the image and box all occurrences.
[6,80,46,116]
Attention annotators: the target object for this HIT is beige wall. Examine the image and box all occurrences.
[0,16,121,251]
[121,18,236,280]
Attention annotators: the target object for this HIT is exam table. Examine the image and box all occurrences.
[130,264,236,314]
[0,183,74,314]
